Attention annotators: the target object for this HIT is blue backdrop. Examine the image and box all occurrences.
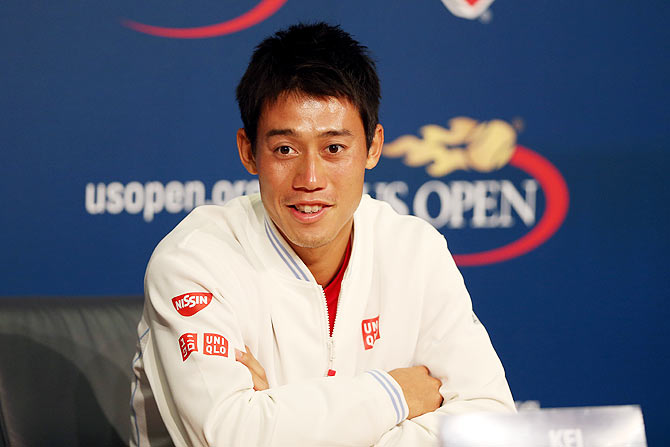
[2,0,668,444]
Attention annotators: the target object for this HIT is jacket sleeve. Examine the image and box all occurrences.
[373,232,516,446]
[141,240,408,447]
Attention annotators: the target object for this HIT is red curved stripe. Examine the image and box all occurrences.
[121,0,287,39]
[453,145,569,266]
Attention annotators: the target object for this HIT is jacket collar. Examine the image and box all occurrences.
[262,216,313,282]
[253,194,368,285]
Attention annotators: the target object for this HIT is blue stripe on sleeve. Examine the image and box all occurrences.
[366,370,402,424]
[370,370,408,421]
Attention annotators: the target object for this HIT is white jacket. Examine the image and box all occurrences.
[130,194,514,447]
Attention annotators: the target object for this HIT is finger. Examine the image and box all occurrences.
[250,370,269,391]
[234,346,256,370]
[239,359,268,391]
[238,345,268,381]
[235,347,269,391]
[416,365,430,376]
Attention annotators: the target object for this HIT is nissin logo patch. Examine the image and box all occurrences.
[172,292,213,317]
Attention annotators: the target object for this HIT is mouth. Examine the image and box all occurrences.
[291,204,327,214]
[287,202,332,221]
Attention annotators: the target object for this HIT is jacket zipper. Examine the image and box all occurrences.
[319,286,337,375]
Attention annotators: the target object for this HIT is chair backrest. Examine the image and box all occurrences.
[440,405,647,447]
[0,296,144,447]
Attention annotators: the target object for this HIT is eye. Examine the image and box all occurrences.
[275,145,295,155]
[327,144,344,154]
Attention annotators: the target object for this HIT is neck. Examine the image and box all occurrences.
[292,222,352,287]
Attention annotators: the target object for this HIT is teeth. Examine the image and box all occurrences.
[295,204,323,213]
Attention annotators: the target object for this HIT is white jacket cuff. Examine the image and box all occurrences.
[366,369,409,425]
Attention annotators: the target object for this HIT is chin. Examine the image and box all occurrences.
[285,232,333,250]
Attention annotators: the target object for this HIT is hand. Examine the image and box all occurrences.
[235,345,269,391]
[388,366,443,419]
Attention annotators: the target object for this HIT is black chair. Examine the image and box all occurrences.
[0,296,144,447]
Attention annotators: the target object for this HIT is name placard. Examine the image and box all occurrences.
[440,405,646,447]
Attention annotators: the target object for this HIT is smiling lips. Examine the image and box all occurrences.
[288,203,332,221]
[294,204,325,213]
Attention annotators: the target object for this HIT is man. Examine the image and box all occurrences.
[130,23,514,447]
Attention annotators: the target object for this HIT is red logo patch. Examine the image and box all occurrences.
[362,316,380,350]
[172,292,213,317]
[179,333,198,361]
[203,333,229,357]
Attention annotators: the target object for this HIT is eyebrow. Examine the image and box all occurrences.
[265,128,354,138]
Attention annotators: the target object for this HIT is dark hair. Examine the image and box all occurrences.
[236,22,381,152]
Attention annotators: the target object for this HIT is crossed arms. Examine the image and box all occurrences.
[237,347,444,420]
[134,226,515,446]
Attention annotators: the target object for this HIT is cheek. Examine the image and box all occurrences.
[331,158,366,192]
[258,163,292,192]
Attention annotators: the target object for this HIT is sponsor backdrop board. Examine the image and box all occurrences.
[2,0,668,444]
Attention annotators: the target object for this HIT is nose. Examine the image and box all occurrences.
[293,152,326,191]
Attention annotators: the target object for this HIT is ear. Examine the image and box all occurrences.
[237,128,257,175]
[365,124,384,170]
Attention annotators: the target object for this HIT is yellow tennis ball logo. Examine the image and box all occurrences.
[383,117,516,177]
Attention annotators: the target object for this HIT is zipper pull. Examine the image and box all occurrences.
[326,338,336,377]
[327,338,334,363]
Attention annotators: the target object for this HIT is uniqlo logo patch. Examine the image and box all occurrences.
[362,316,380,350]
[179,333,198,361]
[203,333,229,357]
[172,292,213,317]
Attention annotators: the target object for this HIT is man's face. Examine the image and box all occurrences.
[238,93,383,256]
